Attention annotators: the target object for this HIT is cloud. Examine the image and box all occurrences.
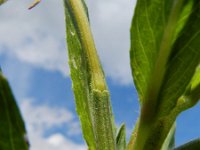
[84,0,136,84]
[20,100,86,150]
[0,0,136,85]
[0,0,68,74]
[46,134,86,150]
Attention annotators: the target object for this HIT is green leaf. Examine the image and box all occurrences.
[63,0,95,148]
[130,0,200,149]
[184,66,200,104]
[64,0,116,149]
[189,66,200,91]
[0,71,28,150]
[127,120,139,150]
[161,123,175,150]
[174,139,200,150]
[158,1,200,116]
[130,0,200,118]
[116,124,126,150]
[172,66,200,114]
[130,0,178,104]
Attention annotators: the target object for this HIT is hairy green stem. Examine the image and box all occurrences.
[92,90,115,150]
[67,0,106,91]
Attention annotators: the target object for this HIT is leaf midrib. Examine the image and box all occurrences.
[142,0,185,116]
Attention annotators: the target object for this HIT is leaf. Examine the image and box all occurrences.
[63,1,95,148]
[0,71,29,150]
[64,0,116,149]
[130,0,177,104]
[127,120,139,150]
[185,66,200,103]
[130,0,200,120]
[161,123,175,150]
[131,0,200,117]
[173,1,194,42]
[116,124,126,150]
[159,1,200,116]
[130,0,200,149]
[174,139,200,150]
[172,66,200,113]
[130,0,185,148]
[189,66,200,90]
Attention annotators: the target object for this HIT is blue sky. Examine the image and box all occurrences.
[0,0,200,149]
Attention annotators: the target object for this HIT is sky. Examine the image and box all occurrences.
[0,0,200,149]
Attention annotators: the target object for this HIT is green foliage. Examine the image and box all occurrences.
[0,71,28,150]
[129,0,200,149]
[63,0,200,149]
[116,124,126,150]
[64,0,116,149]
[63,1,95,148]
[1,0,200,149]
[161,123,175,150]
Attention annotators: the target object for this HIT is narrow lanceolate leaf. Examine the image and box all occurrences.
[64,0,116,149]
[174,139,200,150]
[0,71,28,150]
[64,1,95,148]
[184,66,200,105]
[116,124,126,150]
[161,123,175,150]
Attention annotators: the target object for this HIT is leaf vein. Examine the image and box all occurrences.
[163,51,197,94]
[171,29,200,62]
[144,0,156,54]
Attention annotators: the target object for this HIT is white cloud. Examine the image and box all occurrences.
[20,100,86,150]
[46,134,86,150]
[0,0,68,74]
[0,0,136,85]
[86,0,136,84]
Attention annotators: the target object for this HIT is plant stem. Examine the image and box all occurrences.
[67,0,106,91]
[64,0,116,149]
